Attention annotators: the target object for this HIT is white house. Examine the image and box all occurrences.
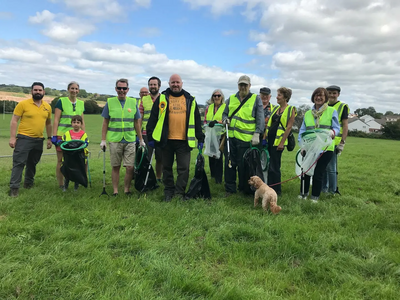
[359,115,375,123]
[365,119,383,132]
[348,118,369,133]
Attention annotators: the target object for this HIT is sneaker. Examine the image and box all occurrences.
[112,193,118,197]
[125,191,133,196]
[298,193,308,200]
[310,196,319,203]
[164,194,173,202]
[23,182,34,189]
[9,188,19,197]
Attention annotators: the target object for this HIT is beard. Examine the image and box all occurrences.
[32,93,44,100]
[150,88,159,96]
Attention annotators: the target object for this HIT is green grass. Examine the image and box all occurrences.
[1,114,400,299]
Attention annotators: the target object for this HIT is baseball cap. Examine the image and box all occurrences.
[260,87,271,95]
[326,85,341,92]
[238,75,251,85]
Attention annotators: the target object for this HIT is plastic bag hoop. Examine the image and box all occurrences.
[60,139,87,151]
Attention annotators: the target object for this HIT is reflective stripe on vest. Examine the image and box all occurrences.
[152,94,197,148]
[304,107,335,151]
[332,101,349,145]
[63,130,89,155]
[57,97,84,136]
[206,103,226,123]
[141,95,154,131]
[265,105,296,146]
[228,94,257,142]
[106,97,137,142]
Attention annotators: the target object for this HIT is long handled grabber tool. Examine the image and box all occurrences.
[141,148,155,193]
[300,150,306,198]
[99,147,108,197]
[86,151,92,188]
[335,153,341,195]
[225,122,232,168]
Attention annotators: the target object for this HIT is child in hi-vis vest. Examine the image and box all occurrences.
[61,115,89,191]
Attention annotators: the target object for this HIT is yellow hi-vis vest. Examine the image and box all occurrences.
[206,103,226,123]
[228,94,257,142]
[140,95,154,132]
[331,101,349,145]
[62,130,89,156]
[304,107,335,151]
[106,97,137,142]
[152,94,197,148]
[266,105,296,146]
[57,97,85,136]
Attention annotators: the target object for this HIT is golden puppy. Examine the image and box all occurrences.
[248,176,281,214]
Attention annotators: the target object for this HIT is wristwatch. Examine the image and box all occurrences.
[340,139,345,144]
[47,137,52,140]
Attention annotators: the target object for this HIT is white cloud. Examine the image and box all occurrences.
[29,10,96,43]
[184,0,400,112]
[133,0,152,8]
[60,0,124,18]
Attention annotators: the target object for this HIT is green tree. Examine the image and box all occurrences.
[294,104,311,131]
[382,119,400,140]
[84,99,101,114]
[44,87,53,96]
[50,97,60,113]
[78,89,88,98]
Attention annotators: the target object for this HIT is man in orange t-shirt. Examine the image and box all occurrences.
[146,74,204,201]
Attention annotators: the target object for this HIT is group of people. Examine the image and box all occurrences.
[8,76,348,203]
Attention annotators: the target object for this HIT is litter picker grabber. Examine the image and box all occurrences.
[142,148,155,193]
[99,147,108,197]
[86,151,92,188]
[225,122,232,168]
[301,151,305,197]
[335,153,341,195]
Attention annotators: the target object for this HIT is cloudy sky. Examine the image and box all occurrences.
[0,0,398,113]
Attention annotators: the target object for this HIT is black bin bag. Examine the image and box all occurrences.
[134,146,159,192]
[60,140,88,188]
[185,152,211,200]
[242,146,264,195]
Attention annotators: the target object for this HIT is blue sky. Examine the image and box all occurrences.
[0,0,399,113]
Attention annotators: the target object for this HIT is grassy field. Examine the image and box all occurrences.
[1,114,400,299]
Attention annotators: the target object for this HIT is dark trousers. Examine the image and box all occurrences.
[162,140,191,197]
[224,138,249,193]
[301,151,333,198]
[10,134,44,189]
[267,146,283,195]
[209,154,223,184]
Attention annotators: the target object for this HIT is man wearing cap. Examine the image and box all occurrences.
[260,87,274,146]
[8,82,53,197]
[322,85,349,195]
[222,75,264,196]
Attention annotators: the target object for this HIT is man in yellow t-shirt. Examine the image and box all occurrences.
[146,74,204,201]
[9,82,53,197]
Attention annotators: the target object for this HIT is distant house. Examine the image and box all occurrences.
[348,115,383,133]
[348,118,369,133]
[381,115,400,123]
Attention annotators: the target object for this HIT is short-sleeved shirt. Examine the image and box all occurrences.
[329,102,349,122]
[14,99,52,138]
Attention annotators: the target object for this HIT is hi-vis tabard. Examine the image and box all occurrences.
[106,97,137,142]
[152,94,197,148]
[206,103,226,123]
[332,101,349,145]
[57,97,85,136]
[266,105,296,147]
[139,95,153,132]
[228,94,257,142]
[304,107,335,151]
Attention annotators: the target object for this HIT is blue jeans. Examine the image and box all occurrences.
[322,151,337,194]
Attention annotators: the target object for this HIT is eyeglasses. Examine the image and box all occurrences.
[213,94,222,98]
[116,87,128,91]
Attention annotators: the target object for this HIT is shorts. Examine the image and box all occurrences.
[143,135,162,162]
[109,142,135,167]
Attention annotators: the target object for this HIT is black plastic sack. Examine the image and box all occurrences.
[134,146,159,192]
[242,146,264,195]
[185,153,211,200]
[60,140,88,187]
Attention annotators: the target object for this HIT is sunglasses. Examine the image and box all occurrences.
[72,103,76,112]
[116,87,128,91]
[213,94,222,98]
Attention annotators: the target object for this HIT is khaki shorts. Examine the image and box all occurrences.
[109,142,135,167]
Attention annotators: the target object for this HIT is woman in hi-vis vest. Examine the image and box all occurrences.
[298,87,339,202]
[264,87,296,195]
[51,81,85,189]
[204,89,226,184]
